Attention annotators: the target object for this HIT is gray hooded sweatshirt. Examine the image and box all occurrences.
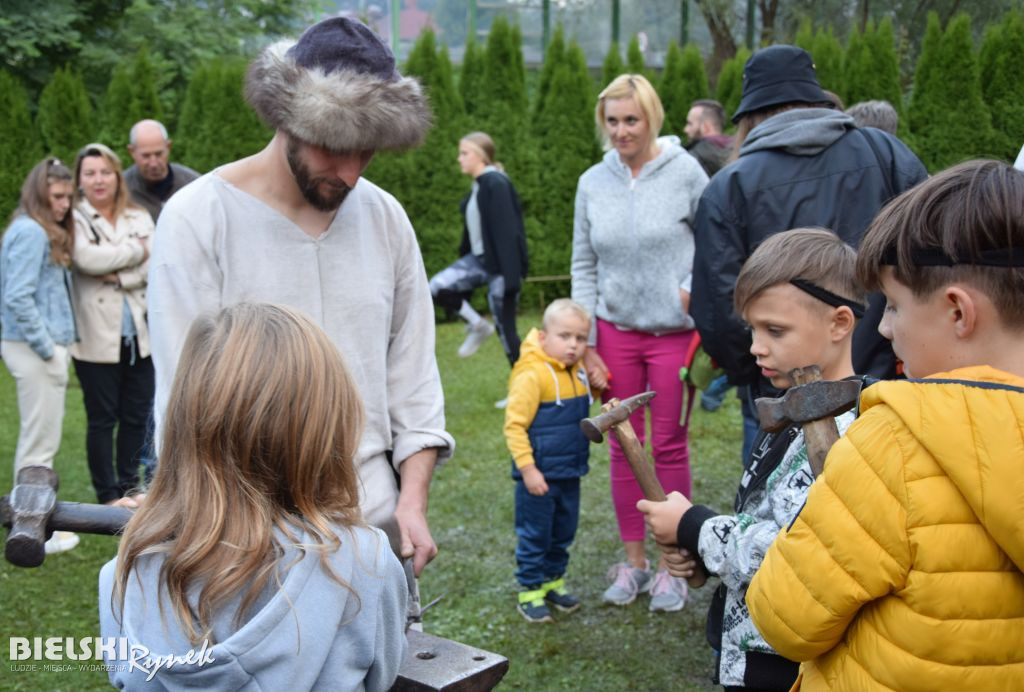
[98,525,407,691]
[571,136,708,342]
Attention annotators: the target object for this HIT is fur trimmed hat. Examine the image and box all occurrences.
[245,17,431,152]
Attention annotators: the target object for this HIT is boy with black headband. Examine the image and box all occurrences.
[639,228,865,690]
[747,160,1024,689]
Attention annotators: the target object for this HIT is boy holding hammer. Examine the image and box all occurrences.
[639,229,866,690]
[746,160,1024,689]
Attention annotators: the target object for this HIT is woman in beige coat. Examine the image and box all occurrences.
[71,143,153,507]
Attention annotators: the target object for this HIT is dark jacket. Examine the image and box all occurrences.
[687,134,734,177]
[691,109,928,387]
[458,170,528,293]
[125,162,200,222]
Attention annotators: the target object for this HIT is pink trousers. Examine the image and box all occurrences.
[596,320,696,542]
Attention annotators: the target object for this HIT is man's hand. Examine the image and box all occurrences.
[663,548,700,580]
[521,464,548,496]
[395,448,439,577]
[637,491,693,545]
[582,348,610,390]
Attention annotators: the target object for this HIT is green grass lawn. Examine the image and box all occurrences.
[1,312,744,691]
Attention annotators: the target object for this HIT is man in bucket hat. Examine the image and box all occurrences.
[689,45,926,464]
[147,17,453,577]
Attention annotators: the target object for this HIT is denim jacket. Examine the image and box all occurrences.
[1,215,77,359]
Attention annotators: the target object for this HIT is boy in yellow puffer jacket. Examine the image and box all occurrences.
[747,160,1024,690]
[504,299,598,622]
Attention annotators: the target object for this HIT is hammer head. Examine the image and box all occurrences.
[580,391,656,443]
[755,379,862,433]
[4,465,59,567]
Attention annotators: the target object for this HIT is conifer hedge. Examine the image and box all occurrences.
[100,48,164,163]
[0,70,42,219]
[660,42,710,140]
[6,12,1024,279]
[909,13,997,171]
[36,66,96,168]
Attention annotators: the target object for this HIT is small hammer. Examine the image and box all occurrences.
[581,392,708,588]
[754,366,862,477]
[2,465,134,567]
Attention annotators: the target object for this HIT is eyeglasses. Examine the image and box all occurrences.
[47,157,63,169]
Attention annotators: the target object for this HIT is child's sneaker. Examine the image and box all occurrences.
[542,578,580,613]
[602,561,652,606]
[648,568,688,612]
[517,588,554,623]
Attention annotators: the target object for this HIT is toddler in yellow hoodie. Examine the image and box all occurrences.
[504,298,598,622]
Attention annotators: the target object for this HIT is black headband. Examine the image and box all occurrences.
[881,246,1024,268]
[789,279,866,318]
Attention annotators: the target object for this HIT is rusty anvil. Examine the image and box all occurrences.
[1,465,508,692]
[754,365,863,477]
[581,392,708,588]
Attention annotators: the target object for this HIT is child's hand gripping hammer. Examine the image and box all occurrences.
[581,392,708,588]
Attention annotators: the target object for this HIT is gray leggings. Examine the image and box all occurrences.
[429,254,520,365]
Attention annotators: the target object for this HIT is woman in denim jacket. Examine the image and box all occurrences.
[0,158,79,554]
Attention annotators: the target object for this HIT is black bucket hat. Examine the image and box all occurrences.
[732,45,830,123]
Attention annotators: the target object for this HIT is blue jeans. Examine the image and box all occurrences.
[514,477,580,588]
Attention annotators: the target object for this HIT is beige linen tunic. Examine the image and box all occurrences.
[148,173,453,526]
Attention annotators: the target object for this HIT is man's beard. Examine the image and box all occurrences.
[285,139,352,212]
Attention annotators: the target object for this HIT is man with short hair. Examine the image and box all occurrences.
[683,99,734,177]
[148,17,453,576]
[123,120,199,222]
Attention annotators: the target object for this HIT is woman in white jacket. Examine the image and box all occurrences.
[71,143,153,508]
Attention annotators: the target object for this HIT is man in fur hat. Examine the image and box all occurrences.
[147,17,453,576]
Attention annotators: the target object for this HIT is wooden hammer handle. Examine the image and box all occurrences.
[609,417,707,588]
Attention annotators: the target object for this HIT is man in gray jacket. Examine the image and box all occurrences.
[124,119,199,222]
[148,17,453,576]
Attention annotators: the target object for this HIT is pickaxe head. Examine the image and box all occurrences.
[755,378,862,433]
[580,391,656,443]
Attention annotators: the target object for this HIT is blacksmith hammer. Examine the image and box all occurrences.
[754,366,863,477]
[581,392,708,588]
[2,464,133,567]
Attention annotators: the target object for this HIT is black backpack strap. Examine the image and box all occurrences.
[858,128,895,200]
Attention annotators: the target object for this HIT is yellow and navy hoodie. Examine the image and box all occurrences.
[504,328,594,480]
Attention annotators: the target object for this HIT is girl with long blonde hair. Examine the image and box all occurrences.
[98,303,408,690]
[1,157,79,554]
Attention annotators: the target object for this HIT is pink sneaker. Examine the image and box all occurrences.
[649,568,687,612]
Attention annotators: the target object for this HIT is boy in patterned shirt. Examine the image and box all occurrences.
[639,229,866,690]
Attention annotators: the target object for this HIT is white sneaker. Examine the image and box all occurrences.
[494,397,509,409]
[44,531,80,555]
[457,319,495,358]
[648,568,688,612]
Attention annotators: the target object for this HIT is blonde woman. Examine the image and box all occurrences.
[1,158,79,554]
[71,143,153,507]
[571,74,708,612]
[100,303,407,689]
[429,132,528,369]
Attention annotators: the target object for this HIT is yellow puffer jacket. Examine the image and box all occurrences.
[747,365,1024,690]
